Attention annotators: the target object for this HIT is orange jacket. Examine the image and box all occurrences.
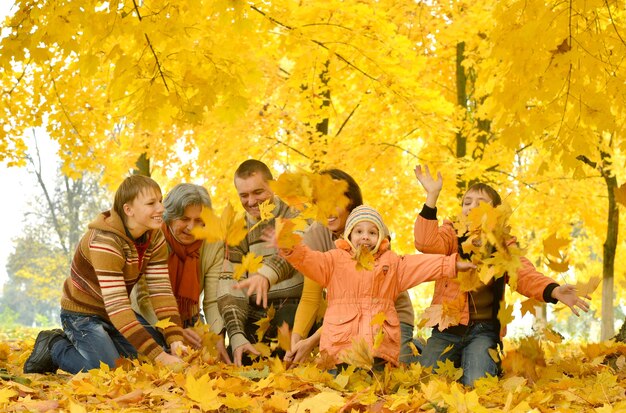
[413,214,558,335]
[281,239,457,366]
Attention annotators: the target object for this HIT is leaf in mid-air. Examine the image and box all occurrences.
[355,245,374,271]
[191,203,248,247]
[233,252,263,281]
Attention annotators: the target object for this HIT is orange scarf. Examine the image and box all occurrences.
[162,224,202,323]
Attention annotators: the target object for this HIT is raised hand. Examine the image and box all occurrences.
[233,273,270,308]
[414,165,442,208]
[551,284,591,316]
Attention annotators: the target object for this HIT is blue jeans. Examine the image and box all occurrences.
[399,322,423,364]
[419,322,500,386]
[51,310,155,374]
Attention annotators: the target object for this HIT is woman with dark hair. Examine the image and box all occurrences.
[284,169,419,365]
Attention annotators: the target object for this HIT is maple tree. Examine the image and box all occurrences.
[2,0,626,407]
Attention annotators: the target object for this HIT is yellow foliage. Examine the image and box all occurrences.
[192,204,248,247]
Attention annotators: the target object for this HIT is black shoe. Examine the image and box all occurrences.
[23,329,64,374]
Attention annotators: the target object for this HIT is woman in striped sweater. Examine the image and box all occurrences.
[24,175,188,374]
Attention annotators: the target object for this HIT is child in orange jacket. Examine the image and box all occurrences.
[278,205,474,367]
[413,164,590,386]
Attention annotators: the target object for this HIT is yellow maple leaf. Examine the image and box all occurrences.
[287,391,345,413]
[275,217,303,249]
[370,311,387,327]
[457,266,482,292]
[497,302,515,329]
[253,342,272,358]
[154,317,177,330]
[277,321,291,352]
[223,393,253,410]
[542,326,563,343]
[309,173,349,223]
[546,257,569,273]
[270,171,311,208]
[614,183,626,207]
[233,252,264,281]
[191,203,248,247]
[543,232,569,259]
[264,394,289,412]
[423,295,463,330]
[520,298,541,317]
[185,373,222,411]
[576,275,601,297]
[441,382,489,413]
[248,199,276,232]
[339,337,374,370]
[441,344,455,356]
[355,245,374,271]
[69,400,87,413]
[488,347,501,364]
[0,387,17,404]
[254,305,275,342]
[434,359,463,381]
[373,328,385,350]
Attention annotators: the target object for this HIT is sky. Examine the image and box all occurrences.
[0,2,60,291]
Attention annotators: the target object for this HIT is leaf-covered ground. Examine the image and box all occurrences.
[2,327,626,412]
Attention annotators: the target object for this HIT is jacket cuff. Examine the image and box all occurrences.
[543,283,560,304]
[229,332,250,351]
[257,265,279,286]
[420,204,438,220]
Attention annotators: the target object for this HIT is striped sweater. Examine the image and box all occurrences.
[60,210,184,360]
[218,196,303,350]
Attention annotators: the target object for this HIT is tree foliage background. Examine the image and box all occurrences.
[1,0,625,338]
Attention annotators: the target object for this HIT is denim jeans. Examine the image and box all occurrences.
[399,322,423,364]
[418,322,500,386]
[51,310,151,374]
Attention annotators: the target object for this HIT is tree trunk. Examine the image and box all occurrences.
[601,171,618,340]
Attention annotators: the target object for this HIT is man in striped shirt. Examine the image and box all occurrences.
[24,175,188,374]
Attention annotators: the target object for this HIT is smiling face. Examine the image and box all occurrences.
[169,204,204,245]
[123,188,164,238]
[235,172,273,220]
[327,205,351,235]
[461,189,494,216]
[349,221,380,251]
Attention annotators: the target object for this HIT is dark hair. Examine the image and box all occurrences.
[321,169,363,213]
[463,183,502,207]
[113,175,162,223]
[234,159,273,181]
[163,183,212,224]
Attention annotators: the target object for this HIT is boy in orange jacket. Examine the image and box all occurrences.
[413,165,590,386]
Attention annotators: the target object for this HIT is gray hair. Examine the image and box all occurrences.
[163,183,212,224]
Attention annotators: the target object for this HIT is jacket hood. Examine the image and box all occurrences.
[88,210,133,242]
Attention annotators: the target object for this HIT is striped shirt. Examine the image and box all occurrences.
[61,210,184,360]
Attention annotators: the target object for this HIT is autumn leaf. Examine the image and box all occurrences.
[546,257,570,273]
[543,232,569,258]
[614,183,626,207]
[233,252,263,281]
[277,321,291,352]
[541,326,564,343]
[154,317,177,330]
[576,275,601,298]
[373,328,385,350]
[457,266,482,292]
[191,203,248,247]
[253,342,272,358]
[270,171,312,208]
[185,373,222,411]
[497,302,515,329]
[287,391,345,413]
[255,305,276,342]
[423,295,464,330]
[434,359,463,381]
[355,245,374,271]
[488,347,501,364]
[339,337,374,370]
[249,199,276,232]
[0,387,17,404]
[441,382,489,413]
[441,344,455,356]
[275,217,303,249]
[520,298,542,317]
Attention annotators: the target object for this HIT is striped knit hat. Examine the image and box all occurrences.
[343,205,389,254]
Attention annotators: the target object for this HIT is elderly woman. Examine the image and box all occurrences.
[132,183,230,363]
